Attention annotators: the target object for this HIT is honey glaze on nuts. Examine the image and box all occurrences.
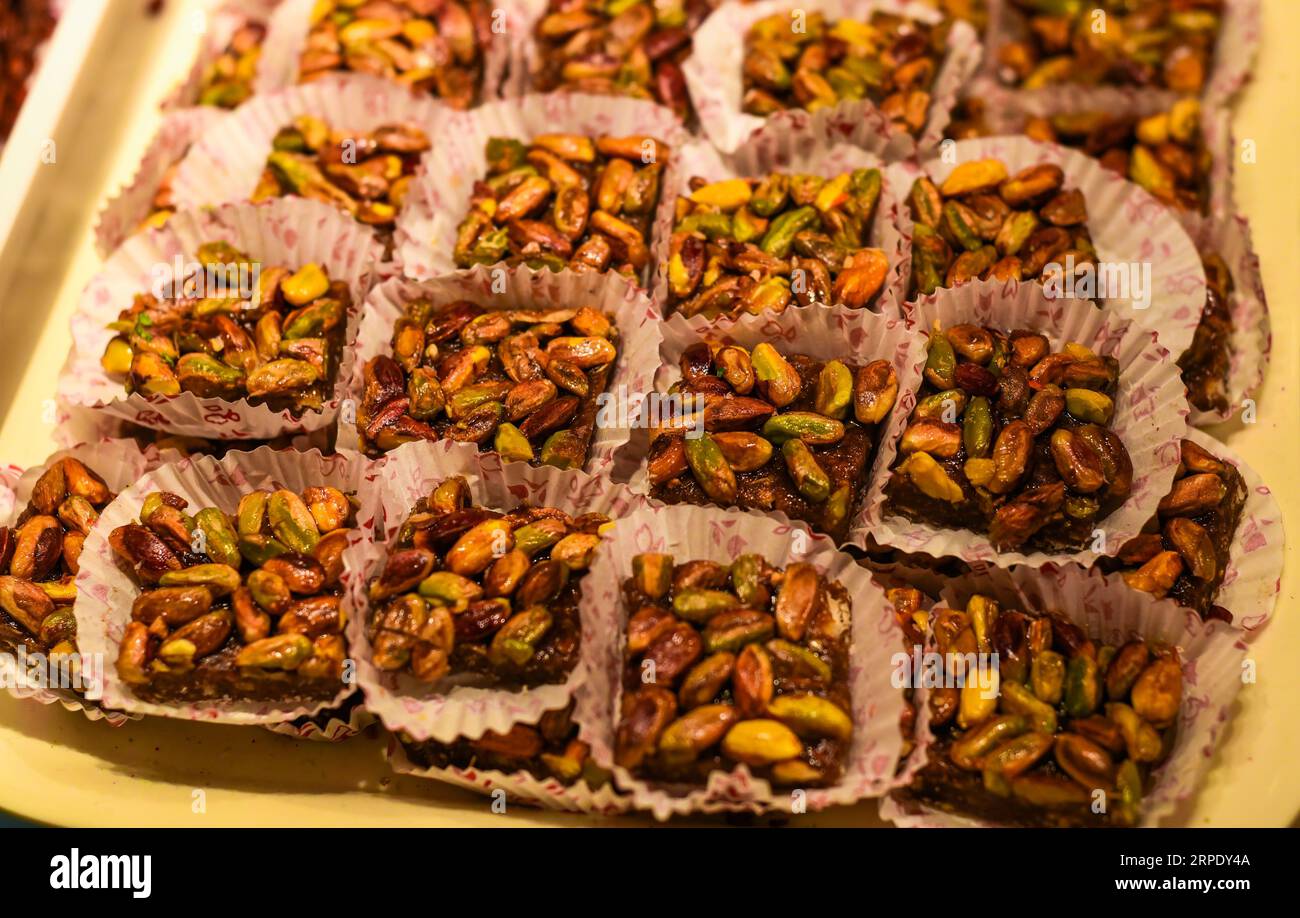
[615,553,853,789]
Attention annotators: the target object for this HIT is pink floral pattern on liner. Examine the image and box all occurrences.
[61,198,384,442]
[168,73,447,235]
[864,279,1189,568]
[343,440,649,744]
[94,108,226,259]
[652,138,910,323]
[386,733,633,815]
[907,135,1207,359]
[682,0,981,159]
[337,264,663,479]
[880,562,1249,827]
[574,502,909,820]
[72,446,364,724]
[0,440,169,726]
[393,93,687,283]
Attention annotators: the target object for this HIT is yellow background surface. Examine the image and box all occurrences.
[0,1,1294,826]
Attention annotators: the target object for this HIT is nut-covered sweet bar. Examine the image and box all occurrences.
[666,169,889,318]
[196,18,266,109]
[298,0,493,109]
[995,0,1223,93]
[531,0,709,120]
[99,243,350,416]
[897,591,1182,827]
[909,159,1098,296]
[883,323,1133,553]
[111,486,353,704]
[453,133,669,277]
[356,299,619,466]
[367,477,607,689]
[741,10,945,136]
[648,341,899,543]
[1102,438,1246,620]
[615,553,853,788]
[400,701,613,787]
[0,458,114,661]
[253,116,431,229]
[1178,250,1233,414]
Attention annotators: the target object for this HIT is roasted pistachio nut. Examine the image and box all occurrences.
[669,168,888,318]
[650,342,887,541]
[904,593,1183,827]
[616,552,852,788]
[995,1,1222,95]
[885,322,1131,553]
[196,20,265,110]
[742,10,945,136]
[909,160,1097,296]
[357,298,619,465]
[367,477,603,688]
[256,116,430,229]
[298,1,493,109]
[100,247,349,416]
[108,485,353,702]
[532,0,707,119]
[453,133,668,280]
[1100,438,1246,621]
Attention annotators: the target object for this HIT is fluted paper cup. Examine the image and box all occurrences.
[865,279,1189,567]
[344,440,646,743]
[60,198,384,441]
[685,0,980,159]
[263,693,375,741]
[164,0,280,110]
[73,446,364,723]
[880,562,1249,827]
[337,264,662,478]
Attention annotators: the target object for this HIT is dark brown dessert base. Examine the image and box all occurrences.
[130,638,342,705]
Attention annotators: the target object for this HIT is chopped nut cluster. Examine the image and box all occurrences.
[298,0,492,109]
[649,341,898,543]
[1178,251,1233,414]
[900,591,1182,827]
[615,553,853,788]
[667,169,889,318]
[367,477,608,689]
[197,20,266,108]
[0,0,57,141]
[111,486,353,703]
[401,702,612,788]
[357,299,619,467]
[909,159,1098,296]
[884,323,1134,553]
[996,0,1223,93]
[454,133,669,277]
[742,10,943,135]
[253,116,431,229]
[0,458,114,660]
[100,243,350,416]
[1105,438,1246,619]
[532,0,710,120]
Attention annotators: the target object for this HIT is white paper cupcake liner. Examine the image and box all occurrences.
[0,440,167,726]
[257,0,510,104]
[1180,212,1269,427]
[94,107,226,258]
[336,264,663,478]
[168,73,448,225]
[865,279,1189,567]
[262,692,376,741]
[164,0,279,111]
[622,304,925,515]
[903,135,1207,358]
[73,446,365,723]
[651,137,910,322]
[393,93,687,284]
[344,440,648,743]
[684,0,980,160]
[60,198,384,442]
[880,562,1249,827]
[573,502,908,819]
[386,732,634,815]
[980,0,1259,108]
